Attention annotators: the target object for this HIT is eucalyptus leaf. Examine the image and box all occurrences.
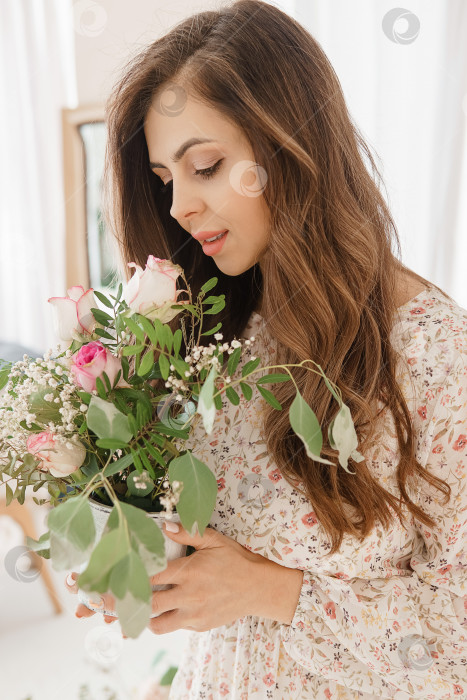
[168,451,217,536]
[127,470,154,497]
[289,391,334,465]
[78,524,131,593]
[117,501,166,577]
[329,404,359,474]
[114,585,152,639]
[47,496,96,562]
[87,396,133,442]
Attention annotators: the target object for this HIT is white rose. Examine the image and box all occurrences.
[26,431,86,478]
[122,255,189,322]
[48,286,97,342]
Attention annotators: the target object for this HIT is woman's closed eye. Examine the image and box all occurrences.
[159,159,223,193]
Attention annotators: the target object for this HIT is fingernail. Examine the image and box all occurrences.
[87,596,105,611]
[75,612,83,619]
[66,573,77,586]
[164,521,179,533]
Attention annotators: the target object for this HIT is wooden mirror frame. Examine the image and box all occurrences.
[61,104,105,290]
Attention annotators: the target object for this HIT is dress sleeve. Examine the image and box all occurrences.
[279,353,467,699]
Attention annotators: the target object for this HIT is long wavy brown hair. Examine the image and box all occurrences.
[101,0,453,554]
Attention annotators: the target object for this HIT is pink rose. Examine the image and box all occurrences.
[70,341,126,393]
[48,286,97,342]
[122,256,189,322]
[26,431,86,477]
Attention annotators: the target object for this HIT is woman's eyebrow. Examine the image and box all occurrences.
[149,137,217,169]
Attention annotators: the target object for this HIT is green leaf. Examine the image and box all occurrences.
[26,531,51,559]
[127,470,154,496]
[239,382,253,400]
[86,396,133,442]
[122,343,145,356]
[102,371,113,393]
[112,558,152,638]
[91,308,114,325]
[256,373,290,384]
[242,356,261,378]
[47,497,96,570]
[78,524,131,593]
[197,365,217,434]
[200,277,218,294]
[123,316,146,343]
[94,290,114,309]
[130,448,144,474]
[159,667,179,686]
[94,328,116,341]
[95,376,107,400]
[289,391,334,466]
[225,386,240,405]
[5,482,13,506]
[29,387,62,423]
[168,451,217,536]
[158,354,170,380]
[95,438,130,450]
[173,328,182,357]
[102,452,135,477]
[257,385,282,410]
[201,322,222,337]
[135,314,159,347]
[117,501,166,577]
[227,347,242,377]
[0,362,13,391]
[323,375,341,404]
[137,349,154,377]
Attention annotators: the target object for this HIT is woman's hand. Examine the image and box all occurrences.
[64,522,303,633]
[64,572,118,624]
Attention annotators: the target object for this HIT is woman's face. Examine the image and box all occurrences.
[144,86,271,276]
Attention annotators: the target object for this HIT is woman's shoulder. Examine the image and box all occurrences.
[391,284,467,383]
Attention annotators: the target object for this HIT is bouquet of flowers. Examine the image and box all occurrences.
[0,255,363,637]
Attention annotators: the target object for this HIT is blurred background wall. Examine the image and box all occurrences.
[0,0,466,351]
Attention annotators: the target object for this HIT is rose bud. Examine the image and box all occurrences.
[70,341,128,393]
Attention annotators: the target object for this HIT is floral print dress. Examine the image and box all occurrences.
[169,286,467,700]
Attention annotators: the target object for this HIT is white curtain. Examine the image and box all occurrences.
[289,0,467,307]
[0,0,78,354]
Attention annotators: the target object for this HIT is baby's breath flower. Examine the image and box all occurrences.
[79,404,88,412]
[214,332,223,340]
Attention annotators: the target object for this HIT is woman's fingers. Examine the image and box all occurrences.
[75,603,96,618]
[64,573,117,622]
[64,571,79,594]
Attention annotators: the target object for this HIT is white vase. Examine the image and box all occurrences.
[77,497,186,618]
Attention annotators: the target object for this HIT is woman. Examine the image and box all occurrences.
[65,1,467,697]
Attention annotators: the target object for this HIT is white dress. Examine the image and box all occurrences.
[169,286,467,699]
